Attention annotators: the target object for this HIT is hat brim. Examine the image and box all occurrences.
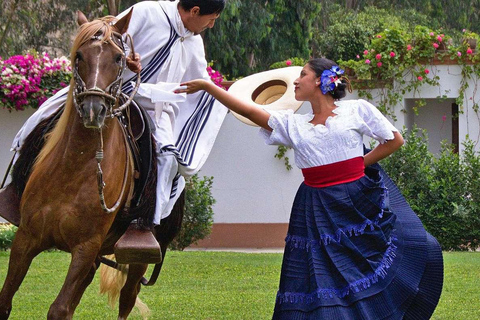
[228,66,303,126]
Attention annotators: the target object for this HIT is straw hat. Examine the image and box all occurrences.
[228,66,303,126]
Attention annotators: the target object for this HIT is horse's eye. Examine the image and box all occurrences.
[115,54,123,65]
[76,51,84,62]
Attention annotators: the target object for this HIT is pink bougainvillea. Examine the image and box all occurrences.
[0,51,71,111]
[206,65,225,89]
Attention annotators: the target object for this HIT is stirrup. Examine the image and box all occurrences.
[114,221,162,264]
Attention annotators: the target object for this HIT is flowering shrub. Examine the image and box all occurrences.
[339,25,479,118]
[0,50,71,111]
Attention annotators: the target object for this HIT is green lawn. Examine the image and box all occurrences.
[0,251,478,319]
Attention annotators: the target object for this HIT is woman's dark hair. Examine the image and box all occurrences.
[179,0,226,15]
[308,58,348,100]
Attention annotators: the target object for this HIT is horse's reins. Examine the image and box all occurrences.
[73,30,140,213]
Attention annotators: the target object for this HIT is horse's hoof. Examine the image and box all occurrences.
[114,224,162,264]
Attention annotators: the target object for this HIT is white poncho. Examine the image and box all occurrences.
[12,0,227,221]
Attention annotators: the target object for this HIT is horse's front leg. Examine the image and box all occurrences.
[69,256,101,313]
[0,227,43,320]
[47,241,101,320]
[118,263,149,320]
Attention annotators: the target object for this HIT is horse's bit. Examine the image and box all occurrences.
[72,30,141,213]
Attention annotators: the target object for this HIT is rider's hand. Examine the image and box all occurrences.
[126,53,141,73]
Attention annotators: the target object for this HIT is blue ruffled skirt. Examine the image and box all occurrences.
[272,165,443,320]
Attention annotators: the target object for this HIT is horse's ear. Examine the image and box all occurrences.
[113,8,133,34]
[77,11,89,26]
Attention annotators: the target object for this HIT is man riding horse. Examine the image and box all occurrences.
[0,0,227,262]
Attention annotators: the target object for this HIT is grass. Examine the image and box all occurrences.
[0,251,479,319]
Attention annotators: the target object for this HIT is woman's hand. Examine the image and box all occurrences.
[126,53,141,73]
[175,78,272,130]
[364,131,404,167]
[175,79,210,94]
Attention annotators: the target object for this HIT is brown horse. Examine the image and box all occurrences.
[0,11,183,320]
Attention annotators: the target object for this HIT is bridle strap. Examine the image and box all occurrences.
[113,34,140,116]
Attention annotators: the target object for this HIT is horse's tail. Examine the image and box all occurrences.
[99,255,151,319]
[99,255,128,307]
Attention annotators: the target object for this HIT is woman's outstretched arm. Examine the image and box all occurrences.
[176,79,272,131]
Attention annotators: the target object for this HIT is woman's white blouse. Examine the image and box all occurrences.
[259,99,399,169]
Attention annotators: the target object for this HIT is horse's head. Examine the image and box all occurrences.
[72,10,133,128]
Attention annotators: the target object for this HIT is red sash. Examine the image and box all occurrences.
[301,157,365,188]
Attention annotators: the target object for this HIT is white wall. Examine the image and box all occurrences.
[1,63,479,225]
[199,64,480,224]
[0,109,36,181]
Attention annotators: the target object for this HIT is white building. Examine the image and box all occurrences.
[1,61,479,248]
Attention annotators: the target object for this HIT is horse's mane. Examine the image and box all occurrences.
[35,16,123,167]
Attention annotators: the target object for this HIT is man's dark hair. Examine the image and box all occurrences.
[179,0,226,15]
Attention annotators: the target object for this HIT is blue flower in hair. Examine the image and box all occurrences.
[320,66,345,94]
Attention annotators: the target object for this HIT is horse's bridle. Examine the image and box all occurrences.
[72,31,141,118]
[72,30,141,213]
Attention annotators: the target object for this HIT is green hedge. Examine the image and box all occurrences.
[381,126,480,250]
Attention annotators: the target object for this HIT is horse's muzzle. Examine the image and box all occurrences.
[79,96,108,128]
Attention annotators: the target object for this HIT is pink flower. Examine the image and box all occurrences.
[457,51,462,57]
[356,55,360,59]
[433,43,439,49]
[365,59,371,64]
[376,34,382,38]
[437,35,443,42]
[467,48,473,55]
[389,52,396,58]
[463,29,466,32]
[407,44,412,51]
[377,62,383,67]
[424,69,430,74]
[363,50,369,55]
[286,60,292,66]
[417,76,423,81]
[429,32,435,36]
[375,54,382,60]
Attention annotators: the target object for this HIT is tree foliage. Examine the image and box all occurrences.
[2,0,480,76]
[0,0,140,58]
[204,0,321,78]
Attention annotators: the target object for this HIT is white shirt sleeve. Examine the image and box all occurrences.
[357,99,398,144]
[259,110,295,148]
